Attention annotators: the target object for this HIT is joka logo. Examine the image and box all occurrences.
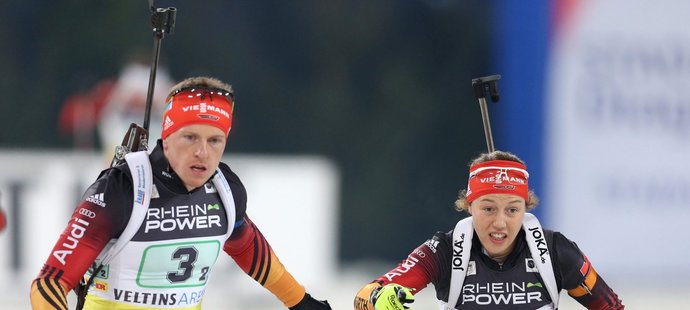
[452,233,466,271]
[527,282,543,288]
[207,204,220,210]
[527,227,549,263]
[86,193,106,207]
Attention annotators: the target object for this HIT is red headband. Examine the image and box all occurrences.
[466,160,529,204]
[162,87,234,139]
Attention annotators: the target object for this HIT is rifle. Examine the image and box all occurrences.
[109,1,177,167]
[471,74,501,152]
[75,2,176,309]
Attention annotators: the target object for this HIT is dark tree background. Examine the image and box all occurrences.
[0,0,492,263]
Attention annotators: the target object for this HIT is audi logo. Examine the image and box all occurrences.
[79,208,96,219]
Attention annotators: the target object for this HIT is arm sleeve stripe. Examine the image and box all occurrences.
[246,223,261,278]
[39,264,50,276]
[259,234,272,285]
[36,280,65,310]
[52,276,68,305]
[240,221,276,286]
[45,267,68,310]
[34,266,68,310]
[246,222,273,285]
[253,224,268,282]
[601,284,620,307]
[36,274,68,310]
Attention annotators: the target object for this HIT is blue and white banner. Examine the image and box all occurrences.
[497,0,690,283]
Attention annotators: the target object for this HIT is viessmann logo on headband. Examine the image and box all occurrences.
[466,160,529,203]
[182,102,230,119]
[475,167,527,185]
[161,89,234,139]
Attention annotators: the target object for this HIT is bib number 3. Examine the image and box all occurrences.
[138,241,221,288]
[167,247,198,283]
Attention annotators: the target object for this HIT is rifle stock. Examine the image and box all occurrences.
[75,2,175,309]
[110,123,149,167]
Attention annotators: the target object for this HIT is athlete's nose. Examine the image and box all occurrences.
[492,212,507,230]
[195,142,209,159]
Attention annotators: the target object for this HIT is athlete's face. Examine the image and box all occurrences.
[468,193,526,262]
[163,124,227,191]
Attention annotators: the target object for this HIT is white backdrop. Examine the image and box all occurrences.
[0,150,339,309]
[547,0,690,289]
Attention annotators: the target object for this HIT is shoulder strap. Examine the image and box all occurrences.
[100,151,153,265]
[100,160,238,264]
[442,213,560,310]
[442,216,474,310]
[211,167,237,236]
[522,213,559,308]
[77,151,153,309]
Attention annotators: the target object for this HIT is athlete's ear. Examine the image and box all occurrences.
[162,137,169,151]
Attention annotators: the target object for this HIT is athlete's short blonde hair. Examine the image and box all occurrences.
[167,76,234,99]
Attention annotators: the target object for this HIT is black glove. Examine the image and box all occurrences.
[289,293,332,310]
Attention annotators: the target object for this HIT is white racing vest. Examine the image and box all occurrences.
[439,213,559,310]
[84,151,237,309]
